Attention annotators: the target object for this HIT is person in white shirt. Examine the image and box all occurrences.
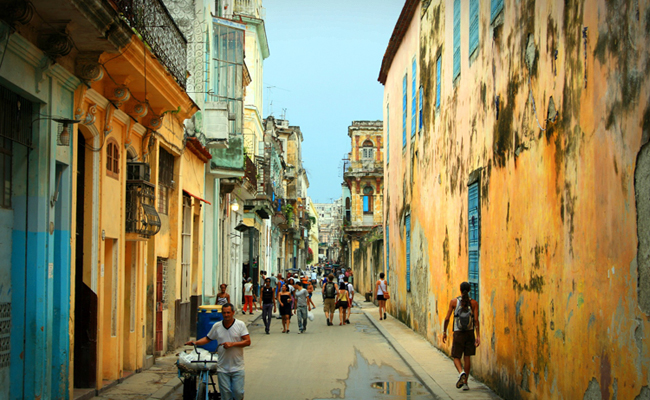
[243,278,256,315]
[187,303,251,400]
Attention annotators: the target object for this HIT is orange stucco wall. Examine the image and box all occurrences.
[384,0,650,399]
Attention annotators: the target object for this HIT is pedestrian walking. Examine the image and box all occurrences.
[217,283,230,306]
[335,282,350,326]
[344,276,354,324]
[376,273,388,320]
[294,281,311,333]
[275,274,285,320]
[259,278,276,334]
[322,274,338,326]
[307,280,316,309]
[278,283,293,333]
[442,282,481,391]
[186,303,251,400]
[243,278,256,314]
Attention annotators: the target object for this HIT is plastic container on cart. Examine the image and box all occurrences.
[197,305,223,352]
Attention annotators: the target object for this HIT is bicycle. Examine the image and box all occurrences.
[177,344,221,400]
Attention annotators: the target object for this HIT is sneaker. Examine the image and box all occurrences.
[345,319,350,324]
[456,372,466,389]
[462,383,469,391]
[384,312,387,319]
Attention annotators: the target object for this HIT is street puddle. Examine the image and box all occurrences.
[314,350,431,399]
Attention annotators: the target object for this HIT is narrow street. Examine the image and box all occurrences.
[171,293,431,400]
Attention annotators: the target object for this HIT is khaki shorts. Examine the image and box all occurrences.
[323,298,336,314]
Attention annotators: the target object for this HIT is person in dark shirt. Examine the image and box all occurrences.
[258,278,276,334]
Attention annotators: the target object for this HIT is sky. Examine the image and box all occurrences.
[262,0,404,203]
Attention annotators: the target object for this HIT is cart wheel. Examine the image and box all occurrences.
[197,382,207,400]
[182,376,196,400]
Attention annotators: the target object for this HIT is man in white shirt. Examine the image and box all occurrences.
[187,303,251,400]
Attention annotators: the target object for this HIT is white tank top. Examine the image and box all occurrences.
[377,280,387,295]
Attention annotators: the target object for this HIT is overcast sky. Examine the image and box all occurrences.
[263,0,404,203]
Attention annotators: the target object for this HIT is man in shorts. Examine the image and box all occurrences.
[442,282,480,391]
[322,274,337,326]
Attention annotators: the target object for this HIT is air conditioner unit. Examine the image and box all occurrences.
[203,101,229,148]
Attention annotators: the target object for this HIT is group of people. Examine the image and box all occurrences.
[191,269,481,399]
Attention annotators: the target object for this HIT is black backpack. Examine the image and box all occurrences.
[455,298,474,331]
[324,282,336,298]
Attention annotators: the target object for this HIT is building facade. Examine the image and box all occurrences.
[382,0,650,399]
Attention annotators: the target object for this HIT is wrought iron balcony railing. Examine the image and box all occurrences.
[126,163,161,237]
[112,0,187,88]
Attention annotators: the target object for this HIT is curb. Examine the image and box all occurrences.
[362,310,453,400]
[146,313,263,400]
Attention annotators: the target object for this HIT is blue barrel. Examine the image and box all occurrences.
[197,305,223,352]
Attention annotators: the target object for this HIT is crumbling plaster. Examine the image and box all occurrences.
[383,0,650,399]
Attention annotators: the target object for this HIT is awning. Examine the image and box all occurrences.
[183,189,211,205]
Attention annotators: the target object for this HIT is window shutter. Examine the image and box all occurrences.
[453,0,461,81]
[491,0,503,23]
[418,86,423,131]
[402,74,407,147]
[468,183,480,303]
[406,214,411,292]
[386,103,390,163]
[386,224,390,284]
[411,59,417,136]
[436,57,442,109]
[469,0,480,56]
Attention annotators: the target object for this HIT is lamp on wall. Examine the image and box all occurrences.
[230,198,239,212]
[53,117,80,146]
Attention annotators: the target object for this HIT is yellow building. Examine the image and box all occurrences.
[70,6,203,395]
[381,0,650,399]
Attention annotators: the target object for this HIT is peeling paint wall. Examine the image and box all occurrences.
[383,0,650,398]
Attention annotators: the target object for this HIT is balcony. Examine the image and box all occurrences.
[210,134,244,178]
[112,0,187,88]
[233,0,265,19]
[343,160,383,179]
[126,163,161,239]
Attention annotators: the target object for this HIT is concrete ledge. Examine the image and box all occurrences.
[363,310,453,400]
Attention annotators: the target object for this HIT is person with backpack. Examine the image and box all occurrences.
[442,282,481,391]
[322,274,337,326]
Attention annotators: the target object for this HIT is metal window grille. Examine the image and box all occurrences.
[0,85,33,147]
[158,186,168,215]
[468,182,480,304]
[0,138,12,209]
[406,214,411,292]
[158,147,174,187]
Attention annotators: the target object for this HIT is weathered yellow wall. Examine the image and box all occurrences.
[384,0,650,399]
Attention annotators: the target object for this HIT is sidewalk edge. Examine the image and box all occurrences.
[146,313,263,400]
[362,310,453,400]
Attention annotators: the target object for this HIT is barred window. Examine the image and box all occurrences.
[158,147,175,215]
[0,138,12,209]
[106,140,120,178]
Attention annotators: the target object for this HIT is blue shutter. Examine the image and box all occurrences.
[406,214,411,292]
[411,59,417,136]
[385,225,390,284]
[386,103,390,163]
[402,74,407,147]
[468,183,480,304]
[363,196,369,212]
[436,57,441,109]
[469,0,480,56]
[418,86,423,131]
[453,0,461,81]
[491,0,503,23]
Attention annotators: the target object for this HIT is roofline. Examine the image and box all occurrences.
[377,0,419,85]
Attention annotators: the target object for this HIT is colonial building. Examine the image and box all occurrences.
[342,120,384,297]
[381,0,650,399]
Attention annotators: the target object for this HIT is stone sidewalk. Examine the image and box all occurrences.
[86,310,262,400]
[359,304,502,400]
